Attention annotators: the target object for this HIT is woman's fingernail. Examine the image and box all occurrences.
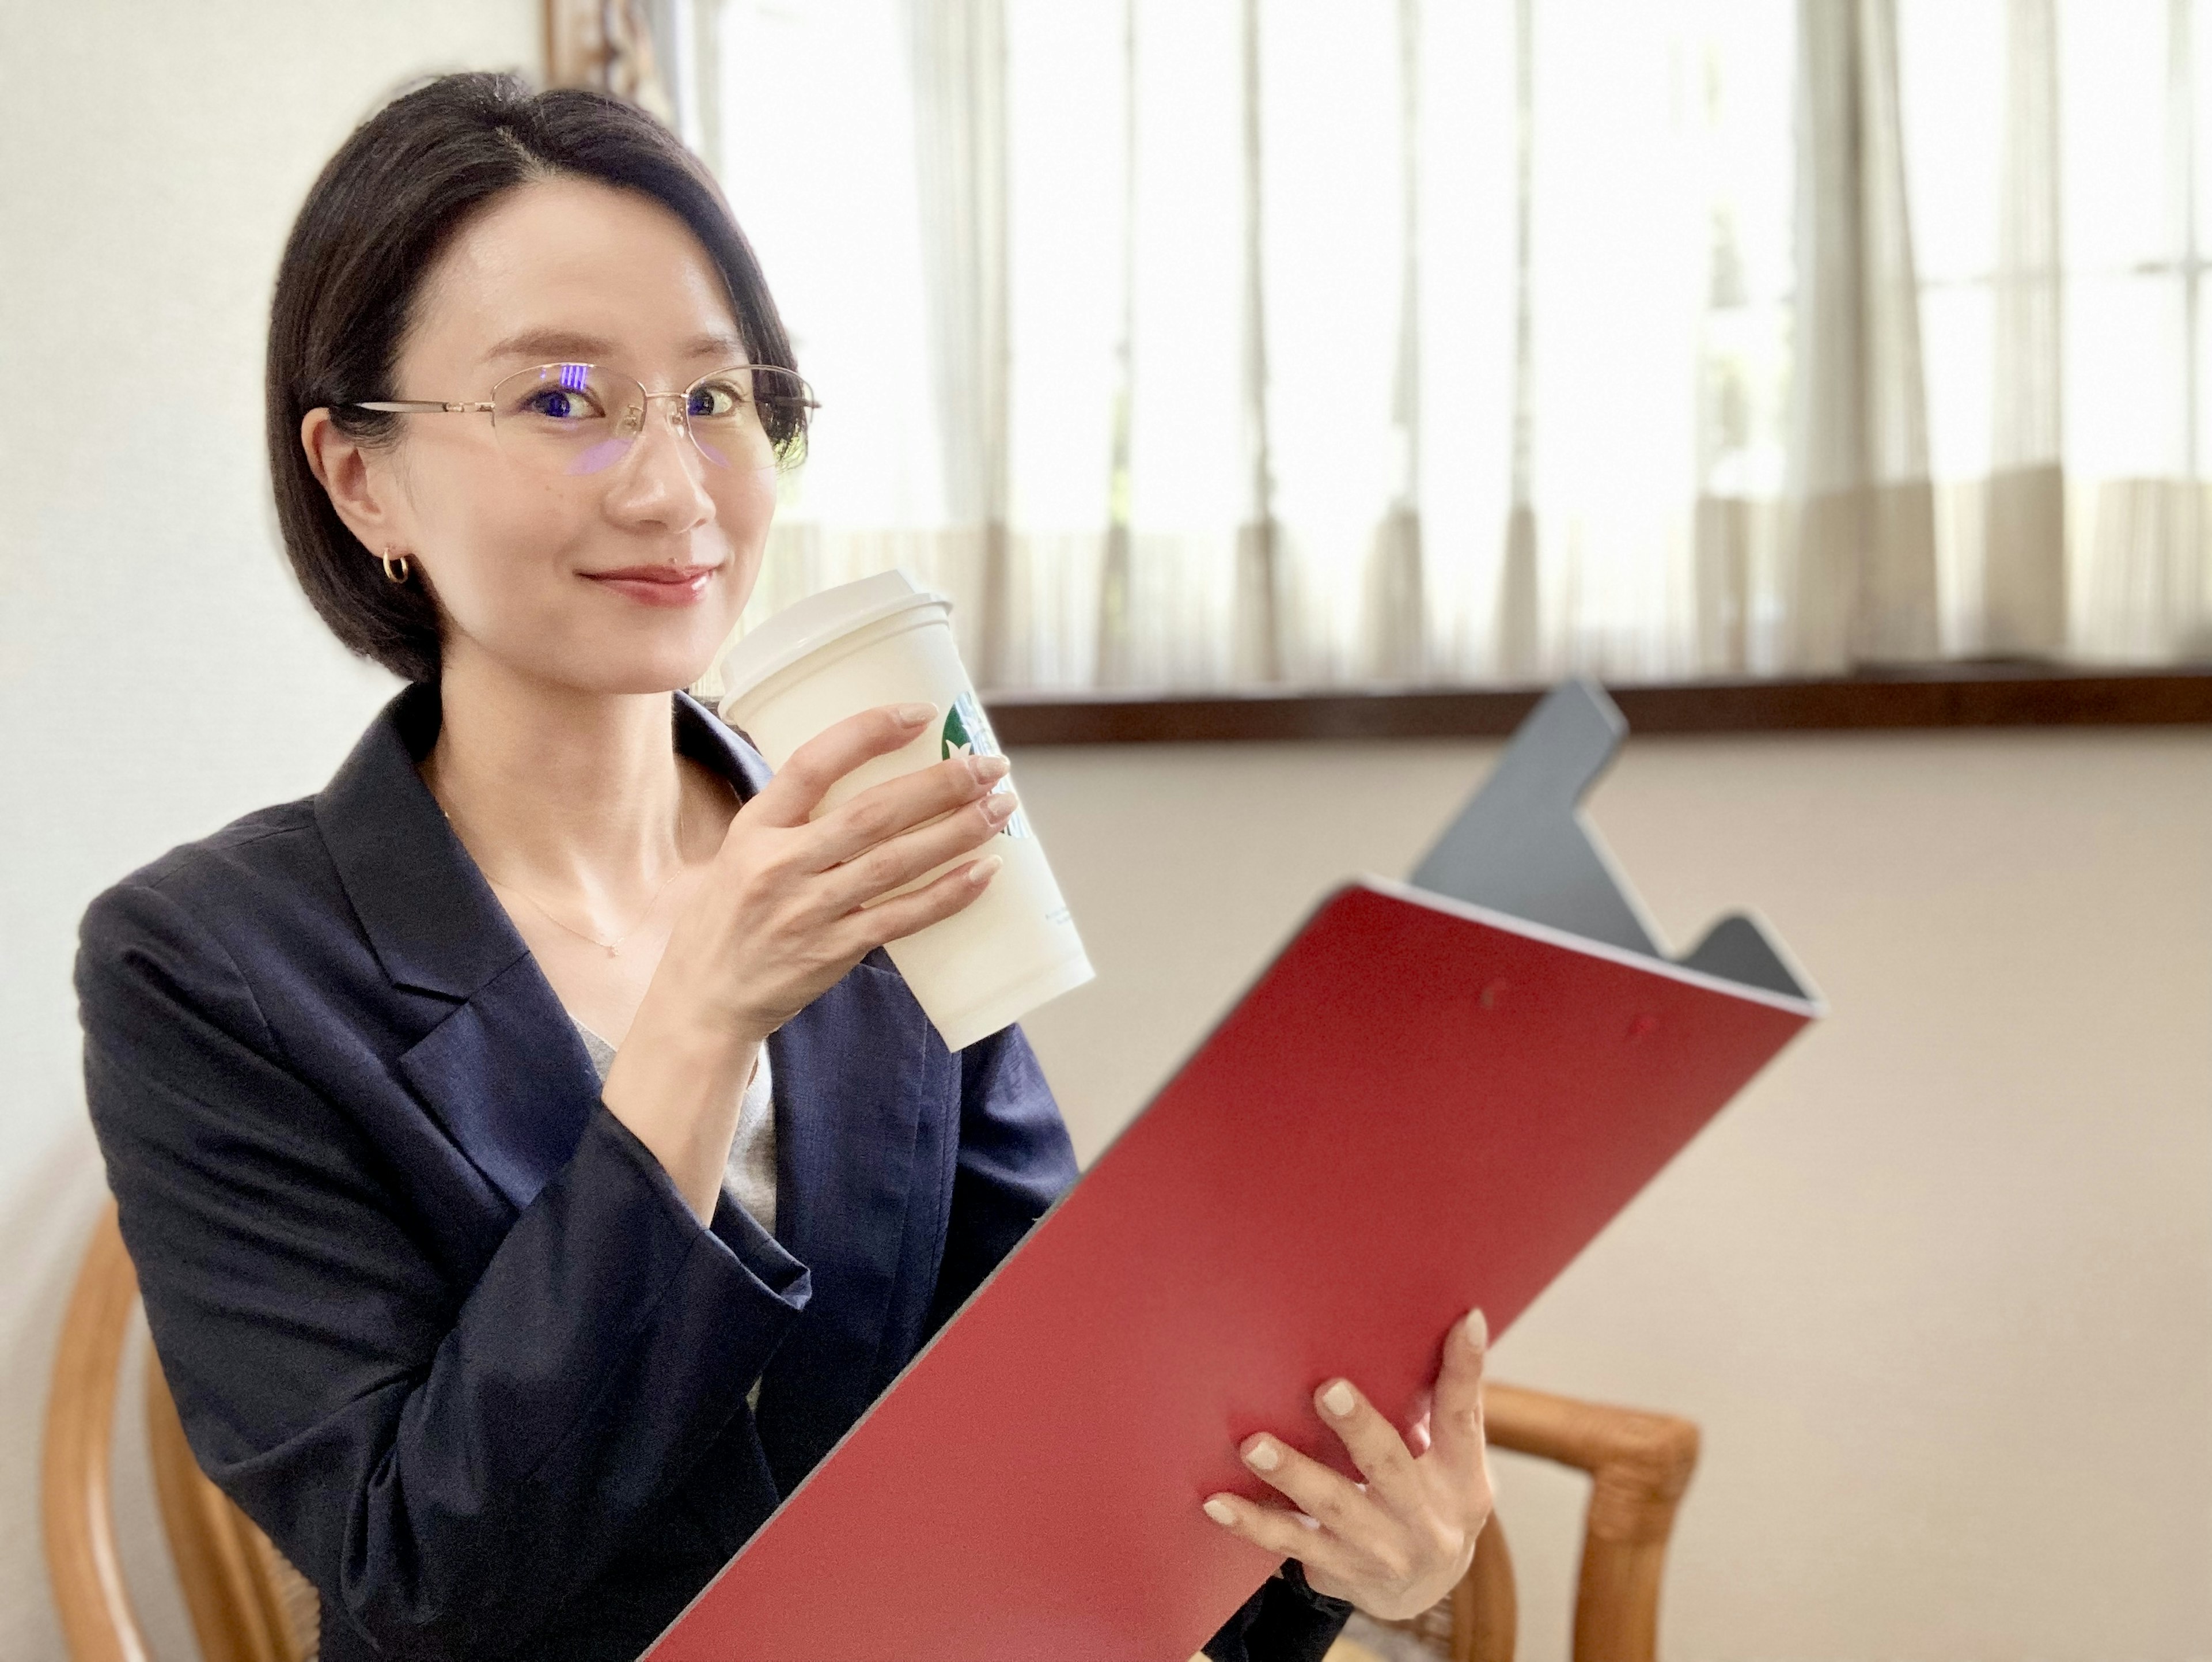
[1320,1380,1357,1418]
[1203,1497,1238,1527]
[1243,1437,1282,1472]
[893,702,935,725]
[1464,1309,1489,1351]
[968,854,1005,885]
[982,790,1020,824]
[969,753,1012,783]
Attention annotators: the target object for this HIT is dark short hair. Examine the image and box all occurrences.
[267,71,802,684]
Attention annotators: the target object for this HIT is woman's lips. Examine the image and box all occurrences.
[582,565,718,608]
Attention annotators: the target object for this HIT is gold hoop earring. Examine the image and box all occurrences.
[380,547,412,584]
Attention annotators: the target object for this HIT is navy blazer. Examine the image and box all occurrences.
[75,682,1349,1662]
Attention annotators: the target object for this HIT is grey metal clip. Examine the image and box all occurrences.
[1407,680,1810,1000]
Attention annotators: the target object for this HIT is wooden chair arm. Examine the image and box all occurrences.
[1479,1381,1700,1662]
[1482,1383,1699,1543]
[44,1202,317,1662]
[41,1201,152,1662]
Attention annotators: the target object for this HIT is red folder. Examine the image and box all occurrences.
[647,684,1819,1662]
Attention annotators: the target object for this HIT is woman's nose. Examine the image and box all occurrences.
[607,400,716,525]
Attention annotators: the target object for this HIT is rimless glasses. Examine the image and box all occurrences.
[349,361,814,477]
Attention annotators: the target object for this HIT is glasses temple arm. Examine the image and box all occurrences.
[348,401,493,414]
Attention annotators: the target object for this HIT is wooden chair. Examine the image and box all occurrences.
[50,1205,1694,1662]
[44,1202,319,1662]
[1329,1383,1702,1662]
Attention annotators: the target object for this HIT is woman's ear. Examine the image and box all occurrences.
[300,407,405,555]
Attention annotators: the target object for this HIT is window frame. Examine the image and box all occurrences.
[981,666,2212,744]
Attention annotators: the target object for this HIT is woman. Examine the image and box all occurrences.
[75,73,1491,1662]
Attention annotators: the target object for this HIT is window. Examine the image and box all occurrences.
[641,0,2212,697]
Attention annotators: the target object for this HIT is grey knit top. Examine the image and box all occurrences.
[572,1018,778,1238]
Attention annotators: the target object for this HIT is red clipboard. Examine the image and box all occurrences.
[647,684,1819,1662]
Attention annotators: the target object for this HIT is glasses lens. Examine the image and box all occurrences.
[684,365,812,472]
[488,363,646,476]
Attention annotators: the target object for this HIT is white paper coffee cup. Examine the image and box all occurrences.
[715,570,1094,1051]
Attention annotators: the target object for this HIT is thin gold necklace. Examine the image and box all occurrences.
[494,860,690,958]
[438,796,699,959]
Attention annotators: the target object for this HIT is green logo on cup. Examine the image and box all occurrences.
[943,691,1029,838]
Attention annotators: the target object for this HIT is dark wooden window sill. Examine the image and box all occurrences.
[981,665,2212,745]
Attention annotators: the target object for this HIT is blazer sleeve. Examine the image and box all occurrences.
[1203,1566,1357,1662]
[77,879,812,1662]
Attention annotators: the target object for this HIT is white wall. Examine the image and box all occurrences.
[0,6,538,1658]
[1009,729,2212,1662]
[3,6,2207,1661]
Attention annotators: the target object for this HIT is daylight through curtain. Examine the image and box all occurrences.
[679,0,2212,699]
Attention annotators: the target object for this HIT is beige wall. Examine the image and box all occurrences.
[0,6,539,1658]
[1009,728,2212,1660]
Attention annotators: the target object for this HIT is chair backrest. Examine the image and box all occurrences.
[1349,1381,1700,1662]
[44,1203,319,1662]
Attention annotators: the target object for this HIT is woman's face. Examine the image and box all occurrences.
[323,175,779,695]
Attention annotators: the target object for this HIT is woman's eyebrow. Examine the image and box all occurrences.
[479,328,751,367]
[480,328,618,366]
[682,331,750,362]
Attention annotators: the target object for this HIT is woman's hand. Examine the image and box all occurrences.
[1201,1309,1495,1622]
[658,701,1014,1044]
[605,702,1013,1218]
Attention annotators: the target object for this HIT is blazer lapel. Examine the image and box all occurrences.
[392,963,604,1212]
[314,683,592,1212]
[758,961,954,1490]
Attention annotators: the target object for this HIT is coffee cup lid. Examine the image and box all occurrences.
[716,569,952,716]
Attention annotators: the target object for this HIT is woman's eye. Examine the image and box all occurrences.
[690,382,745,419]
[525,388,599,421]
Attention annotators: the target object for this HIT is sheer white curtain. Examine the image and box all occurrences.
[1901,0,2212,664]
[1503,0,1796,681]
[675,0,2212,698]
[672,0,968,673]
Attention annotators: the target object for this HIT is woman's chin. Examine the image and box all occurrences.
[590,648,727,698]
[584,610,740,695]
[471,642,728,702]
[448,601,744,700]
